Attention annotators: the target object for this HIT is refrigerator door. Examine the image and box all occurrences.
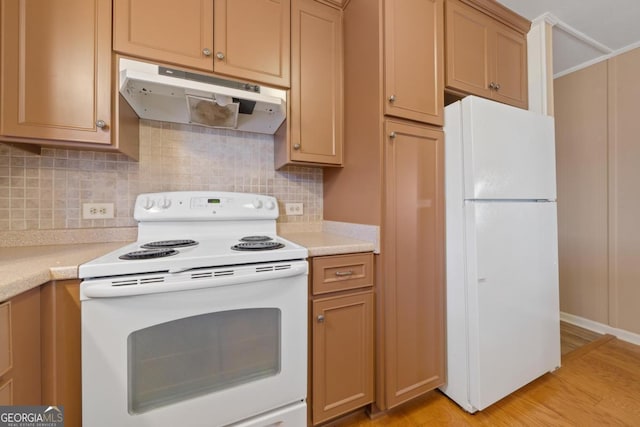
[465,201,560,411]
[461,96,556,200]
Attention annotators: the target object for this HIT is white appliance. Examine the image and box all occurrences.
[119,58,287,134]
[80,192,308,427]
[440,96,561,413]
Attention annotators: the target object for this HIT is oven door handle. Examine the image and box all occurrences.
[80,261,309,299]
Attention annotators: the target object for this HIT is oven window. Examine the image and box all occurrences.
[127,308,281,414]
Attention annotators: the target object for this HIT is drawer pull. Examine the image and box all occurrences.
[335,270,354,277]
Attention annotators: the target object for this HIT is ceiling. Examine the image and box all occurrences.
[496,0,640,77]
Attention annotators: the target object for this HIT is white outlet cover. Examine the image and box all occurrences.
[285,203,303,216]
[82,203,115,219]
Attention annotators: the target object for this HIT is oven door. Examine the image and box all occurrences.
[81,260,307,427]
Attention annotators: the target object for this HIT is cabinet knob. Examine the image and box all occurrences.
[95,119,107,129]
[216,51,225,60]
[388,94,396,103]
[293,143,301,150]
[389,131,397,139]
[488,82,495,90]
[202,48,212,56]
[494,83,501,91]
[317,315,325,323]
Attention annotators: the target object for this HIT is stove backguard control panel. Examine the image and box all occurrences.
[134,191,279,221]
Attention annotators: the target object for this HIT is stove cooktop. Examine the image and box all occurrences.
[80,191,309,279]
[80,234,307,279]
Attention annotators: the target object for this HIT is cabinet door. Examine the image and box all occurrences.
[384,0,444,126]
[41,280,81,427]
[383,120,445,409]
[491,23,528,109]
[2,288,41,405]
[0,302,10,378]
[289,0,343,165]
[113,0,214,72]
[213,0,291,87]
[0,380,12,405]
[0,0,112,145]
[444,0,492,98]
[312,291,374,424]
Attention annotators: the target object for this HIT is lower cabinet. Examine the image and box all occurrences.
[0,287,41,405]
[309,253,374,425]
[41,280,82,427]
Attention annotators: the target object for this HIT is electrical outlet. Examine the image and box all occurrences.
[285,203,303,216]
[82,203,115,219]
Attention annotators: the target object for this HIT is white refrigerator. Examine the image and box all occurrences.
[440,96,561,412]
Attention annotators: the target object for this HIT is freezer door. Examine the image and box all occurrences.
[465,201,560,410]
[461,96,556,200]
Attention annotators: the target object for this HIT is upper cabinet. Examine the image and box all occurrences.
[213,0,291,87]
[275,0,344,168]
[114,0,291,88]
[444,0,529,109]
[384,0,444,126]
[0,0,138,158]
[113,0,215,72]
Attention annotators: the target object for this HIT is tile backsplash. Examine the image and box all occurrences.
[0,120,323,231]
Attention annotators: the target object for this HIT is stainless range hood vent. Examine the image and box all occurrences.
[119,58,286,134]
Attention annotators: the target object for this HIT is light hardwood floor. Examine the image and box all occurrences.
[560,321,603,355]
[331,323,640,426]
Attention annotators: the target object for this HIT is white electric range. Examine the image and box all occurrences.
[80,191,308,427]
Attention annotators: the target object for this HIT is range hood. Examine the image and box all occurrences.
[119,58,286,134]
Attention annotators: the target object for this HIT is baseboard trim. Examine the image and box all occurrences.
[560,312,640,346]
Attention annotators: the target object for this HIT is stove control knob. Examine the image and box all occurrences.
[265,200,276,210]
[142,197,155,210]
[160,198,172,209]
[252,199,264,209]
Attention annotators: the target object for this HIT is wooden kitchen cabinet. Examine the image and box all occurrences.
[309,253,374,425]
[114,0,291,88]
[41,280,82,427]
[113,0,215,72]
[0,0,139,158]
[275,0,344,168]
[384,0,444,126]
[382,119,445,408]
[315,0,350,9]
[323,0,446,412]
[0,288,42,405]
[214,0,291,87]
[445,0,529,109]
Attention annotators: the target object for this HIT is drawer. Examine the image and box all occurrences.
[312,253,373,295]
[0,379,12,405]
[0,301,11,377]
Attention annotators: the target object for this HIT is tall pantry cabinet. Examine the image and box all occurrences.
[324,0,445,411]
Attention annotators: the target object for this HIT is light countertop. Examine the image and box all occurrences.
[281,231,374,257]
[0,231,374,302]
[0,242,131,302]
